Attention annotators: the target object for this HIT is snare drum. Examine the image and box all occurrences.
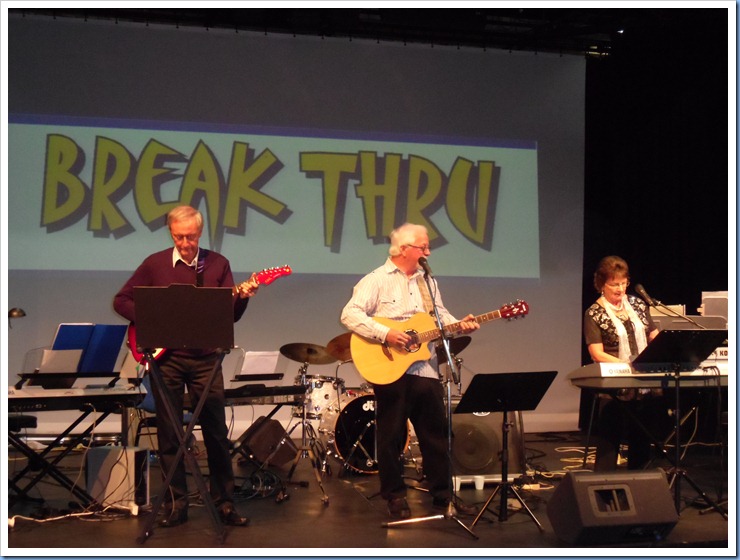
[293,375,345,419]
[319,391,409,474]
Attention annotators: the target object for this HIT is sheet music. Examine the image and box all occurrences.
[37,349,83,373]
[241,351,280,375]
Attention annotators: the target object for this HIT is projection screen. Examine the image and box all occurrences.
[6,13,585,433]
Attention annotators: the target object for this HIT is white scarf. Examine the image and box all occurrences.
[602,295,648,362]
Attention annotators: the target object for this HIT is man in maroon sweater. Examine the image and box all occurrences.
[114,205,258,528]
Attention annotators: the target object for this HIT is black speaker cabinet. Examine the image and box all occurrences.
[547,469,678,545]
[242,416,297,467]
[450,396,526,476]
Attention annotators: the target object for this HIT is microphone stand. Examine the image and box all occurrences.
[642,294,706,330]
[383,271,478,540]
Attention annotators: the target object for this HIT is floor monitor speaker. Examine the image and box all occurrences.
[547,469,678,545]
[450,396,526,478]
[242,416,297,466]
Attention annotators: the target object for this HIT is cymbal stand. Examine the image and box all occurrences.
[285,361,330,505]
[338,415,376,477]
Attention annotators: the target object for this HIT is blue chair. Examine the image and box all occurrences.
[133,375,199,448]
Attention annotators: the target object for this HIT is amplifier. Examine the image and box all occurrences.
[86,446,149,512]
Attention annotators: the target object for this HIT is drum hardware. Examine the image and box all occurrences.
[326,332,353,363]
[436,338,469,393]
[279,342,339,505]
[293,374,345,419]
[319,391,411,476]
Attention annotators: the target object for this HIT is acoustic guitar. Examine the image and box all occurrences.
[350,299,529,385]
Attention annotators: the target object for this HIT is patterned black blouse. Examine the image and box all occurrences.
[583,295,656,360]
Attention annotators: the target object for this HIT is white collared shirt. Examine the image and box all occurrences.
[171,247,199,268]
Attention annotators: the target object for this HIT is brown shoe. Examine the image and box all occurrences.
[388,497,411,519]
[158,508,188,528]
[219,504,250,527]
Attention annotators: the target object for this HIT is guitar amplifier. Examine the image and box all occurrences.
[450,396,526,487]
[240,416,298,466]
[86,446,149,512]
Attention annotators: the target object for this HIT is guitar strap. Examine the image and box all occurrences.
[196,249,209,287]
[416,275,435,315]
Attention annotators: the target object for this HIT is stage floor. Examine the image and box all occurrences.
[7,431,730,553]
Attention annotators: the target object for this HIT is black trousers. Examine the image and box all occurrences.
[152,352,235,511]
[594,394,670,471]
[373,374,450,501]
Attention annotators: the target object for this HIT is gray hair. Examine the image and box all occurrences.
[389,223,427,256]
[167,205,204,232]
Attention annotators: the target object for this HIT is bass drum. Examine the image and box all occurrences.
[319,391,409,475]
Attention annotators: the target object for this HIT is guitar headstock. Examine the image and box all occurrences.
[255,265,292,286]
[500,299,529,319]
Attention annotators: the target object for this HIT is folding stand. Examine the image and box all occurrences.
[454,371,556,530]
[132,285,235,544]
[630,328,728,517]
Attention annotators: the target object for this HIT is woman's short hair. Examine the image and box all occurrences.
[593,255,629,293]
[389,223,427,256]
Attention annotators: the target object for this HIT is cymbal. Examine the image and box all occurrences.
[435,336,471,361]
[326,332,353,362]
[279,342,337,365]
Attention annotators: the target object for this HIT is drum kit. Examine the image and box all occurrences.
[279,333,376,477]
[278,333,473,477]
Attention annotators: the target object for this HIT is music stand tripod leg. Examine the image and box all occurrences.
[471,408,544,531]
[137,352,227,544]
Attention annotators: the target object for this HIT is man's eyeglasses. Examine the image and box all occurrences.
[172,234,199,243]
[406,244,430,252]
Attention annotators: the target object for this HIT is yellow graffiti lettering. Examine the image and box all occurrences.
[447,158,498,247]
[224,142,289,229]
[405,155,444,240]
[354,152,400,241]
[301,152,359,251]
[42,134,88,229]
[181,141,224,241]
[89,136,134,234]
[135,139,187,225]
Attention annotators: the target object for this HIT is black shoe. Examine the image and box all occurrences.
[158,508,188,528]
[387,497,411,519]
[219,504,250,527]
[432,497,478,516]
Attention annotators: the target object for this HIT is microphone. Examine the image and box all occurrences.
[634,283,660,307]
[418,257,433,278]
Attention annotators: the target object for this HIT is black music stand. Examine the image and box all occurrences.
[631,329,728,517]
[455,371,556,530]
[133,285,234,544]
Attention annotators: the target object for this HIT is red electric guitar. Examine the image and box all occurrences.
[126,265,292,363]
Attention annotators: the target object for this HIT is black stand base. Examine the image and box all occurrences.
[383,502,478,540]
[137,352,227,545]
[471,481,543,530]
